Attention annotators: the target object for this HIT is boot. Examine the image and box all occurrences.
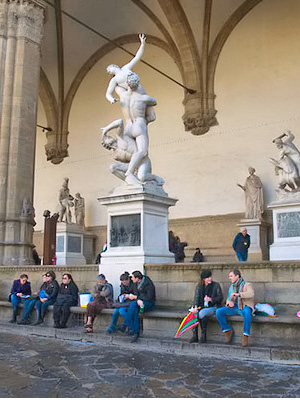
[242,335,249,347]
[189,326,199,343]
[224,329,234,344]
[9,308,17,323]
[200,317,207,343]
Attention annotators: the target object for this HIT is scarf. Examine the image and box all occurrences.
[227,277,246,309]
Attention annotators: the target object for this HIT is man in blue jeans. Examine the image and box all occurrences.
[123,270,155,343]
[232,228,250,261]
[216,269,254,347]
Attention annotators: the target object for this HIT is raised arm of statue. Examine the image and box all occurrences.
[124,33,146,70]
[237,183,245,191]
[105,34,146,104]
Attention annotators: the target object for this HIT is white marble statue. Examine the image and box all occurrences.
[237,167,264,220]
[74,192,85,226]
[270,131,300,191]
[102,35,163,186]
[58,178,74,224]
[102,118,163,185]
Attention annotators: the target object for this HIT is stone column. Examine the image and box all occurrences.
[0,0,46,265]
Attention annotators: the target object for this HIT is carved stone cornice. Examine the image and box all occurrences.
[45,140,69,164]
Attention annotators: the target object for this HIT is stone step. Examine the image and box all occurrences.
[0,322,299,366]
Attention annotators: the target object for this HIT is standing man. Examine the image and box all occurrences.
[232,228,250,261]
[123,270,156,343]
[216,269,254,347]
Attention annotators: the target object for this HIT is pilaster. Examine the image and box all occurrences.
[0,0,46,265]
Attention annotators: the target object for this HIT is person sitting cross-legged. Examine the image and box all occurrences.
[107,272,136,334]
[190,269,223,343]
[84,274,114,333]
[122,270,155,343]
[216,269,254,347]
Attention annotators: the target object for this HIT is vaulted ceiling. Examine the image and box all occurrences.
[40,0,263,163]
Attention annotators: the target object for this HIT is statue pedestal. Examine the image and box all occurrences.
[56,223,86,265]
[268,199,300,261]
[237,219,270,261]
[98,184,177,296]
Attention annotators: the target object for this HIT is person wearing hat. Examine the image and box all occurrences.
[190,270,223,343]
[84,274,114,333]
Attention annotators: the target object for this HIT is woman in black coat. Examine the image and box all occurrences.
[190,269,223,343]
[53,273,78,329]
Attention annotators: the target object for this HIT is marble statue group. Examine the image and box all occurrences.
[102,34,164,186]
[58,178,85,226]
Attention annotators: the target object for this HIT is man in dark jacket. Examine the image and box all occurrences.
[9,274,31,323]
[232,228,251,261]
[190,270,223,343]
[107,271,136,334]
[123,270,155,343]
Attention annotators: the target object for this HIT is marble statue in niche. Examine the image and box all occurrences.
[58,177,74,224]
[237,167,264,220]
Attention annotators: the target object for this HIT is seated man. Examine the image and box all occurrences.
[192,248,204,262]
[84,274,113,333]
[123,270,155,343]
[107,271,136,334]
[216,269,254,347]
[9,274,31,323]
[190,270,223,343]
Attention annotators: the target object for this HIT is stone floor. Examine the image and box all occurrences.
[0,332,300,397]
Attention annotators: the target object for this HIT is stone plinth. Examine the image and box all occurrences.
[268,199,300,261]
[56,223,86,265]
[98,184,177,295]
[237,219,270,261]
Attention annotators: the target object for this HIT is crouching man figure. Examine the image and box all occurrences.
[216,269,254,347]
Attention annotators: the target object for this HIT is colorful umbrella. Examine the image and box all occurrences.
[175,311,199,338]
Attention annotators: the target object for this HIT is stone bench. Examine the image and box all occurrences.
[0,300,299,347]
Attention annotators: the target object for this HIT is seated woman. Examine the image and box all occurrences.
[107,271,136,334]
[9,274,31,323]
[34,270,59,325]
[53,273,78,329]
[190,270,223,343]
[85,274,113,333]
[18,273,47,325]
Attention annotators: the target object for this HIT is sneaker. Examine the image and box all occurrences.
[17,320,31,325]
[130,333,139,343]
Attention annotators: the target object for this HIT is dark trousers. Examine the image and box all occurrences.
[86,299,109,322]
[53,302,73,327]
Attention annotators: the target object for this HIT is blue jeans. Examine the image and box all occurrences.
[198,306,216,319]
[108,307,128,332]
[216,305,252,336]
[22,298,38,321]
[35,299,55,320]
[124,300,155,334]
[11,294,27,311]
[236,251,248,262]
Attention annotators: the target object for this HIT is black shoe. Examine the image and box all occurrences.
[33,319,43,326]
[117,325,126,333]
[59,324,67,329]
[130,333,139,343]
[106,329,113,335]
[9,318,16,324]
[18,319,31,325]
[54,323,61,329]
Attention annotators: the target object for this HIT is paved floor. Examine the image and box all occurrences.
[0,332,300,398]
